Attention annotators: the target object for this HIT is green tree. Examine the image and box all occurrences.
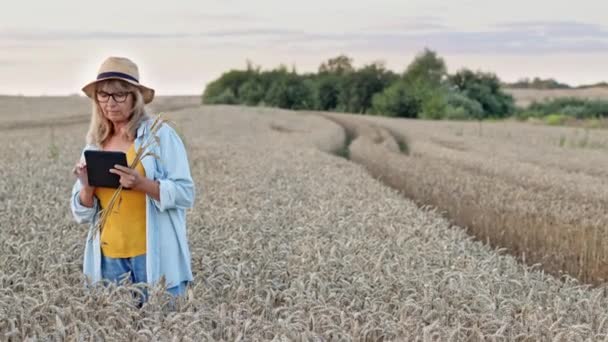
[205,88,237,105]
[238,79,265,105]
[339,62,398,113]
[202,66,258,104]
[318,55,354,75]
[444,91,484,120]
[400,48,449,119]
[371,81,421,118]
[449,69,515,118]
[264,69,315,109]
[316,75,340,110]
[403,48,447,87]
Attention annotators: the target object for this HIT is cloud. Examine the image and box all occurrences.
[0,59,20,66]
[380,21,608,54]
[283,21,608,54]
[495,21,606,38]
[2,21,607,54]
[204,28,301,38]
[0,28,305,41]
[360,16,449,32]
[179,12,261,24]
[0,29,190,41]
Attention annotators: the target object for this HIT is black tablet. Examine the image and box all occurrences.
[84,150,129,188]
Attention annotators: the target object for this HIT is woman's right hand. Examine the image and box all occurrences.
[73,161,93,189]
[73,161,96,207]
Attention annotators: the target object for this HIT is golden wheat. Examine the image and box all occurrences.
[3,101,608,339]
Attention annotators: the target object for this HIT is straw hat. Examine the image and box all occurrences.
[82,56,155,104]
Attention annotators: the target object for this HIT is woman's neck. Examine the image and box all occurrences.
[112,121,128,137]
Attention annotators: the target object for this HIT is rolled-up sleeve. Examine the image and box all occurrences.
[152,126,195,212]
[70,145,100,224]
[70,179,99,224]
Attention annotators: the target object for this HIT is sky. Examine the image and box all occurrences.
[1,0,608,95]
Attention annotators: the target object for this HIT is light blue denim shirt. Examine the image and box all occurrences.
[70,118,195,289]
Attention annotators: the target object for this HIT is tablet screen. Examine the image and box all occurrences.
[84,150,129,188]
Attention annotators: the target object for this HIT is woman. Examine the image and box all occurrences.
[70,56,195,299]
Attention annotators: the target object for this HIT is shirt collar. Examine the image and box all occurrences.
[136,117,152,139]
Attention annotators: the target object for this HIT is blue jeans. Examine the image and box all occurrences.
[101,254,188,301]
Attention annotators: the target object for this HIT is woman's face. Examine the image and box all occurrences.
[96,82,134,125]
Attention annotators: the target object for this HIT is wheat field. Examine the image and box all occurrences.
[3,97,608,340]
[339,114,608,284]
[504,87,608,107]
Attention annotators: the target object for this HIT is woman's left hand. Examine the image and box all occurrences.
[110,165,143,190]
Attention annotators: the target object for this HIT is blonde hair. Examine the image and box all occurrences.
[86,79,149,146]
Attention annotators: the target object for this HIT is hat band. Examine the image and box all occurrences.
[97,71,139,83]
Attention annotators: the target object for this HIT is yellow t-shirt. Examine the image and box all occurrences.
[95,144,147,258]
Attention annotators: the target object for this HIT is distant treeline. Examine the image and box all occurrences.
[516,97,608,122]
[505,78,571,89]
[202,49,515,120]
[505,78,608,90]
[202,49,608,121]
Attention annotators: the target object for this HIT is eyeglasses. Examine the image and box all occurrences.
[96,91,131,103]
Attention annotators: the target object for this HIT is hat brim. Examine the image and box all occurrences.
[82,77,155,104]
